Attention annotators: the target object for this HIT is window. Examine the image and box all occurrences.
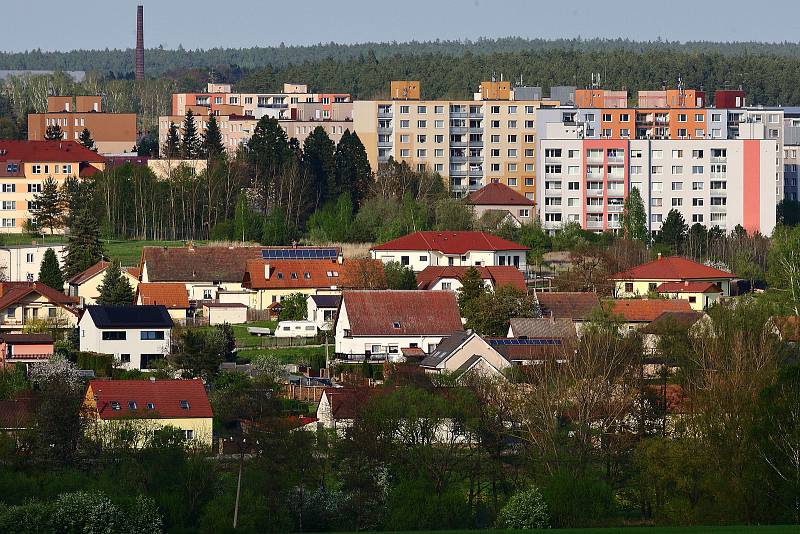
[678,114,687,122]
[507,163,517,172]
[119,354,131,364]
[630,149,642,158]
[651,166,663,175]
[710,181,727,190]
[507,149,517,157]
[490,134,500,143]
[711,197,727,206]
[672,198,683,207]
[399,149,409,158]
[417,105,427,114]
[111,401,121,411]
[508,105,517,114]
[692,214,704,223]
[32,165,41,174]
[183,430,194,440]
[1,184,14,193]
[568,182,580,190]
[399,120,409,128]
[525,121,534,130]
[25,253,33,263]
[507,178,517,186]
[518,209,530,218]
[525,105,535,114]
[652,150,663,159]
[490,105,500,114]
[672,149,683,158]
[651,198,663,207]
[620,113,630,122]
[692,182,704,190]
[692,166,704,175]
[399,105,409,114]
[490,120,500,128]
[180,400,190,410]
[435,105,444,113]
[128,400,137,410]
[141,331,165,340]
[102,331,126,341]
[490,149,500,157]
[491,164,500,172]
[671,182,683,191]
[507,134,517,143]
[693,198,704,206]
[1,201,15,210]
[400,256,409,266]
[602,113,612,122]
[672,166,683,175]
[652,214,663,223]
[416,149,426,158]
[434,134,444,143]
[399,134,409,143]
[417,120,427,128]
[624,282,634,293]
[525,149,534,157]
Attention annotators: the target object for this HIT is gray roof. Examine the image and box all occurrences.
[509,318,576,339]
[420,331,471,368]
[85,305,173,329]
[310,294,341,309]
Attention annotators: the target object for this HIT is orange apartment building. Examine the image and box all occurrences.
[354,80,560,200]
[0,141,105,232]
[27,96,137,155]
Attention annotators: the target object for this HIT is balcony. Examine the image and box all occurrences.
[607,156,625,164]
[711,157,727,163]
[449,168,468,177]
[450,127,468,134]
[586,220,604,229]
[377,127,393,135]
[544,188,563,196]
[378,109,393,118]
[450,155,467,164]
[449,140,467,147]
[586,189,605,197]
[607,204,624,213]
[449,111,468,118]
[586,204,604,212]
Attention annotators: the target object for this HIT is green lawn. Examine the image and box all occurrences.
[240,345,327,365]
[359,528,797,534]
[103,239,198,266]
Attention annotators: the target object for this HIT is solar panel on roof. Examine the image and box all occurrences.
[261,248,338,260]
[489,338,562,346]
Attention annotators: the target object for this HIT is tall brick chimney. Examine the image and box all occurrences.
[135,5,144,81]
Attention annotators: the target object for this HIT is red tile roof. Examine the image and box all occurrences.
[242,258,376,290]
[88,379,212,420]
[0,140,106,163]
[371,231,528,254]
[464,182,534,206]
[67,260,109,285]
[136,283,190,309]
[536,292,601,321]
[322,387,382,420]
[606,299,693,322]
[340,290,464,336]
[0,282,79,313]
[657,281,721,294]
[416,266,526,291]
[611,256,733,281]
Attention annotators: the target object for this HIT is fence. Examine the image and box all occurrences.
[247,309,272,322]
[282,384,327,403]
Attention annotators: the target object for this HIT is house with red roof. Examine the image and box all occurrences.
[416,265,526,292]
[334,290,465,362]
[605,299,694,331]
[0,282,79,331]
[610,255,734,302]
[84,378,213,447]
[136,282,191,320]
[370,231,529,273]
[67,260,140,306]
[464,182,535,226]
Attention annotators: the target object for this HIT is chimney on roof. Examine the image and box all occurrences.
[149,376,155,382]
[657,253,662,260]
[264,263,271,280]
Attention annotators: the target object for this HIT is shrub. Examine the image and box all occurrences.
[496,485,550,529]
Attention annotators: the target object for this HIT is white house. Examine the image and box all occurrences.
[0,243,65,282]
[334,290,465,362]
[78,305,173,370]
[370,231,529,273]
[306,294,341,331]
[463,182,535,226]
[419,331,509,379]
[416,266,526,292]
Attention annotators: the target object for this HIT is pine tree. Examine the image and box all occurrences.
[31,176,63,234]
[78,128,94,150]
[303,126,336,209]
[163,122,180,158]
[96,262,134,305]
[262,208,291,246]
[247,116,292,210]
[658,209,688,251]
[38,248,64,291]
[63,208,104,279]
[180,109,200,159]
[59,176,82,229]
[621,187,649,243]
[203,114,224,160]
[335,130,373,208]
[457,267,488,315]
[44,124,63,140]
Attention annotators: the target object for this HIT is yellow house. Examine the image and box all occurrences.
[0,282,79,331]
[66,261,140,305]
[656,281,723,311]
[83,379,213,448]
[611,255,734,306]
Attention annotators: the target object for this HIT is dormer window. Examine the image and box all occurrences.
[110,401,121,411]
[277,273,283,279]
[291,272,298,279]
[180,400,190,410]
[147,402,155,410]
[392,322,401,329]
[304,272,311,279]
[128,401,137,410]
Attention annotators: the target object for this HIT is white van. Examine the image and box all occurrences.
[275,320,318,338]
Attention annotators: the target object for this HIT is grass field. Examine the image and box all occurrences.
[356,527,797,534]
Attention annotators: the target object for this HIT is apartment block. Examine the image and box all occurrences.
[354,81,564,199]
[27,96,137,155]
[0,141,106,232]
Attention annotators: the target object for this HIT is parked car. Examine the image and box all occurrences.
[275,320,318,338]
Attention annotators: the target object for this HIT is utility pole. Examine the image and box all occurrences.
[233,437,246,528]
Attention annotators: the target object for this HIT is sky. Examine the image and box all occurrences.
[1,0,800,52]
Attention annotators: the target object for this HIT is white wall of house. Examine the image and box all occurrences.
[0,244,65,282]
[424,334,509,374]
[371,249,526,272]
[306,297,336,331]
[334,303,449,361]
[78,314,171,370]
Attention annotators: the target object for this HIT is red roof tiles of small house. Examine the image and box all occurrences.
[0,140,106,163]
[371,231,528,254]
[141,245,264,283]
[136,283,190,309]
[68,260,110,285]
[341,290,464,337]
[464,182,534,207]
[124,266,141,279]
[242,258,378,290]
[536,292,601,321]
[416,266,526,291]
[322,387,383,420]
[611,256,733,281]
[88,379,212,420]
[640,311,705,335]
[0,282,79,312]
[606,299,693,322]
[657,281,721,294]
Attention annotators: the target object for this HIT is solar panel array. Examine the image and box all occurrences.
[261,248,338,260]
[489,338,562,346]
